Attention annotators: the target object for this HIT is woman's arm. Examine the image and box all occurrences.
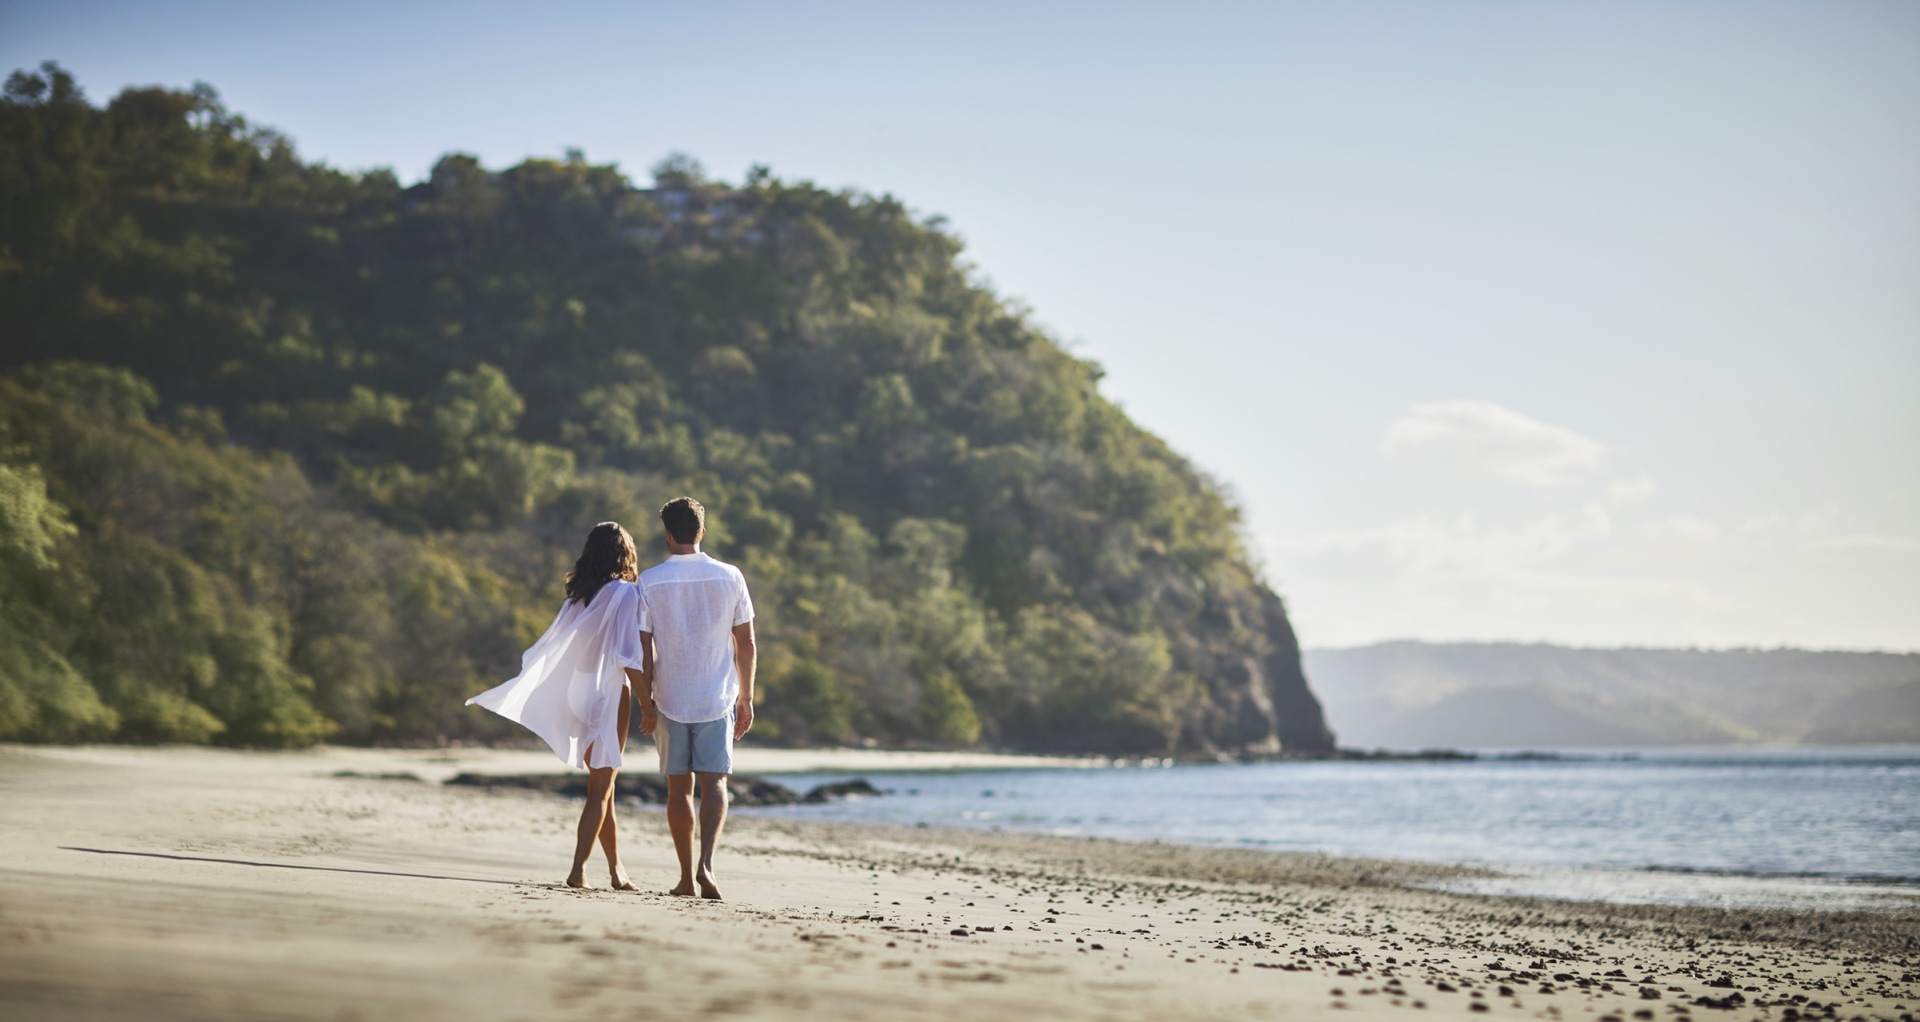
[615,675,632,751]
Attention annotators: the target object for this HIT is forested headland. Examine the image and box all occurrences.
[0,63,1333,755]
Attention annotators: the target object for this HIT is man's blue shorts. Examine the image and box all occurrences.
[652,711,734,776]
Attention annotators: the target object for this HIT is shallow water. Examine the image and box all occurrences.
[750,746,1920,908]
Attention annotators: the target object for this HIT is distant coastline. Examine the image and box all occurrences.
[1303,641,1920,749]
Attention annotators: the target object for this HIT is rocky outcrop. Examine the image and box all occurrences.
[1260,592,1338,753]
[1184,588,1337,756]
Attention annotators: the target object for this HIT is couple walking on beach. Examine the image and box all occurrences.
[466,497,755,899]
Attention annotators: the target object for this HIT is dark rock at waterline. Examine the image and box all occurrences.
[444,772,888,806]
[445,772,803,805]
[801,778,882,802]
[1232,746,1479,763]
[332,770,425,782]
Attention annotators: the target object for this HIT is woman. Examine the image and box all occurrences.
[466,522,646,890]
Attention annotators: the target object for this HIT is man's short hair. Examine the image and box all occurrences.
[660,496,706,545]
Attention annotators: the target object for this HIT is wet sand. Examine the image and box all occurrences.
[1,744,1914,1021]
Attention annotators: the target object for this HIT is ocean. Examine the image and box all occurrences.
[749,746,1920,910]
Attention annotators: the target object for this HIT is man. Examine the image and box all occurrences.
[634,496,756,900]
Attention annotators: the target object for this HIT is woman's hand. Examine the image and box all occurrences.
[623,666,656,735]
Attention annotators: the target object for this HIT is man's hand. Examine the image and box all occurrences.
[730,620,756,741]
[733,694,754,740]
[639,702,658,736]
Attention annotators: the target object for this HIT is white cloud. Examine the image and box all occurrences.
[1734,512,1783,538]
[1265,402,1920,651]
[1278,505,1614,576]
[1271,497,1920,649]
[1638,515,1722,543]
[1379,400,1610,486]
[1608,475,1656,503]
[1813,534,1920,554]
[1271,505,1731,647]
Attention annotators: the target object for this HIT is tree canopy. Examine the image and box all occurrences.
[0,63,1334,754]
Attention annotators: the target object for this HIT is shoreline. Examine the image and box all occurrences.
[3,744,1915,1021]
[731,818,1920,954]
[20,743,1920,905]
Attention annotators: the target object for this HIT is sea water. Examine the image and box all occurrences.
[749,746,1920,909]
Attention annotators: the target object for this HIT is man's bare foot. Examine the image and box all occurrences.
[668,879,697,897]
[610,867,637,892]
[695,866,722,901]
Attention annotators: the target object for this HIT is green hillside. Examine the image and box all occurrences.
[0,63,1333,754]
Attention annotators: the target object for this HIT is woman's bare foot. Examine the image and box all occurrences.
[610,867,637,892]
[668,879,697,897]
[695,866,722,901]
[565,870,588,890]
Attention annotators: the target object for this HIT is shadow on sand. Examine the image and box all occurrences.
[59,846,531,886]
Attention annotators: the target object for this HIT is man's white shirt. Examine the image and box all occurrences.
[637,552,754,723]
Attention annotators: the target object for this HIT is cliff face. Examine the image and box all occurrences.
[1181,589,1337,755]
[1261,593,1338,752]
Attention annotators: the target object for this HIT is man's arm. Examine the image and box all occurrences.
[731,620,755,740]
[628,632,657,735]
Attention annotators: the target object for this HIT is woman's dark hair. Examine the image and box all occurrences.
[564,522,638,606]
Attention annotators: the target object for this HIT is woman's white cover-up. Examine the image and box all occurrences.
[465,580,643,769]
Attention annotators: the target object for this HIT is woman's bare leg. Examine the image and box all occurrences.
[567,755,616,888]
[598,690,635,890]
[598,803,634,890]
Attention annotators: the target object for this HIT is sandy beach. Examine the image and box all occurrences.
[1,744,1914,1022]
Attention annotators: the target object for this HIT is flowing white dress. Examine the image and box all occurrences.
[465,580,644,770]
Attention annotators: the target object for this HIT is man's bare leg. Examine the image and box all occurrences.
[694,771,729,900]
[665,772,697,896]
[567,759,616,888]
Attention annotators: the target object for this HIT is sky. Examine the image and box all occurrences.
[5,0,1916,652]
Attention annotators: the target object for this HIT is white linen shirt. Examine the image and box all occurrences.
[638,552,754,723]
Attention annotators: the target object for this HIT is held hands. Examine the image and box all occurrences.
[622,665,656,735]
[733,693,754,740]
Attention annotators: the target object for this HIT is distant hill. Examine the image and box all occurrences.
[1304,642,1920,749]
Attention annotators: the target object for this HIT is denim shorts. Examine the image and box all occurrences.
[652,711,734,775]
